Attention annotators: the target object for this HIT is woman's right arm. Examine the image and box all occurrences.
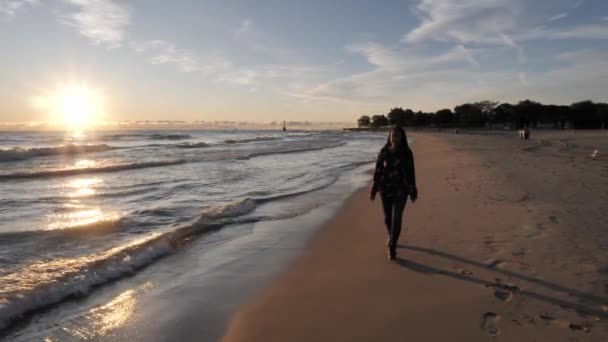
[370,150,384,200]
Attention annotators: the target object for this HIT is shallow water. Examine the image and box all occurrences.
[0,129,385,331]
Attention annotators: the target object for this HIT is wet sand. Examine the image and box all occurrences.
[222,131,608,341]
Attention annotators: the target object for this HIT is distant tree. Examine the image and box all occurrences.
[356,99,608,130]
[435,109,454,126]
[471,101,498,112]
[571,100,599,128]
[598,103,608,129]
[404,109,415,125]
[414,111,433,126]
[556,105,574,128]
[454,103,484,126]
[493,103,514,126]
[371,114,389,127]
[387,107,407,126]
[472,101,499,123]
[357,115,371,127]
[514,100,543,128]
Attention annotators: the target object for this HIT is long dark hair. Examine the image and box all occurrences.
[384,126,411,153]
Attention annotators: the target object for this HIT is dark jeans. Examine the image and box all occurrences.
[381,194,407,249]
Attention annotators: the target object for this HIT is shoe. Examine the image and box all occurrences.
[388,246,396,260]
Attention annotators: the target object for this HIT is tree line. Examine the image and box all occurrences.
[357,100,608,129]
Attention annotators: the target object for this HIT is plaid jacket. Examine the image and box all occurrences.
[371,146,417,199]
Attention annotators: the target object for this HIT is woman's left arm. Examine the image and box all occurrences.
[409,150,418,201]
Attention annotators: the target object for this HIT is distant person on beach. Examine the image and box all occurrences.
[370,126,418,260]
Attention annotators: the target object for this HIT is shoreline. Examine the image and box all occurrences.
[222,132,608,341]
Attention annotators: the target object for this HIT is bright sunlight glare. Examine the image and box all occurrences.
[32,82,104,129]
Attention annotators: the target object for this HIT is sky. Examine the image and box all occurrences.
[1,0,608,125]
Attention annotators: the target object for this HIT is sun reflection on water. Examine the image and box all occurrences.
[46,177,122,230]
[67,178,102,198]
[47,208,121,230]
[74,159,96,169]
[69,130,87,139]
[59,282,153,339]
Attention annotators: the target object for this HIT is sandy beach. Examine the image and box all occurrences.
[222,131,608,341]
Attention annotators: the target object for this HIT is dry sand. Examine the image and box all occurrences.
[222,131,608,341]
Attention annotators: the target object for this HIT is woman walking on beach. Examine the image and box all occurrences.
[370,126,417,260]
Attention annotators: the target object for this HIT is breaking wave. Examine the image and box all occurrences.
[224,136,283,144]
[0,197,260,331]
[0,144,119,162]
[0,160,185,180]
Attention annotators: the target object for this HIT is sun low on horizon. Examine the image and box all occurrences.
[31,81,105,130]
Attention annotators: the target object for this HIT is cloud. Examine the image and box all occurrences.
[295,42,487,106]
[131,40,214,73]
[217,69,257,85]
[519,72,529,86]
[232,18,295,59]
[555,49,608,63]
[62,0,130,48]
[547,13,568,22]
[405,1,608,46]
[131,38,323,91]
[346,42,480,74]
[404,0,521,44]
[0,0,37,21]
[520,24,608,40]
[295,34,608,110]
[501,34,526,64]
[347,42,414,70]
[432,44,480,68]
[403,0,528,65]
[233,18,253,40]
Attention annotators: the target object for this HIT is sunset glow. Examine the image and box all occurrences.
[32,82,104,129]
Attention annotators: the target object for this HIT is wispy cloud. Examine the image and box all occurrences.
[232,18,295,60]
[295,42,487,105]
[501,34,526,64]
[130,40,220,73]
[404,0,521,44]
[548,13,568,22]
[519,72,529,86]
[429,44,480,67]
[521,24,608,40]
[405,1,608,45]
[131,38,323,92]
[62,0,130,48]
[555,49,608,63]
[298,43,608,110]
[233,18,253,40]
[0,0,37,21]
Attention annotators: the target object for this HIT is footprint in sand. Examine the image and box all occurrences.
[484,239,510,254]
[480,312,501,336]
[487,259,506,269]
[512,248,527,257]
[487,279,520,302]
[539,314,591,333]
[453,266,474,276]
[525,223,551,239]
